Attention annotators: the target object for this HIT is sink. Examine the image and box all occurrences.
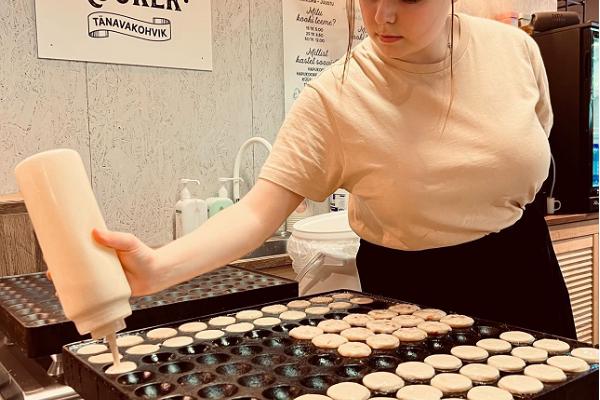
[240,236,289,260]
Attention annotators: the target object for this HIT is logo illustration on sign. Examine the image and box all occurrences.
[88,12,172,41]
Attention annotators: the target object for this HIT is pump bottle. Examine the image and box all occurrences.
[175,179,207,237]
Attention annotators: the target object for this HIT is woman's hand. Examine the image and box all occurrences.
[92,228,161,296]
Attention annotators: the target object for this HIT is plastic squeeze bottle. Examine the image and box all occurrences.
[15,149,132,364]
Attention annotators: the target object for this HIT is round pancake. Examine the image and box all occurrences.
[295,395,332,400]
[254,317,282,327]
[178,322,208,333]
[312,333,348,349]
[424,354,463,371]
[326,382,371,400]
[413,308,447,321]
[343,313,373,327]
[532,338,570,354]
[261,304,288,314]
[396,385,443,400]
[547,355,590,373]
[350,297,374,305]
[487,355,526,372]
[338,341,372,358]
[329,301,353,310]
[77,344,108,355]
[417,321,452,335]
[332,293,354,300]
[306,306,332,316]
[310,296,334,304]
[497,375,543,395]
[362,372,404,393]
[451,345,489,362]
[162,336,194,347]
[466,386,513,400]
[395,361,436,381]
[459,363,500,383]
[235,310,263,320]
[366,334,400,350]
[388,303,420,315]
[126,344,160,355]
[499,331,535,345]
[510,346,548,363]
[524,364,567,383]
[147,327,177,340]
[208,316,236,327]
[341,327,375,341]
[571,347,599,364]
[368,309,398,320]
[225,322,255,333]
[430,373,473,394]
[287,300,311,309]
[289,326,324,340]
[116,335,144,348]
[279,310,307,321]
[392,315,425,327]
[194,329,225,340]
[105,361,137,375]
[476,338,512,354]
[393,327,428,342]
[440,314,475,328]
[366,320,402,334]
[88,353,123,364]
[318,319,351,333]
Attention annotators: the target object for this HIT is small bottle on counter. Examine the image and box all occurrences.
[15,149,131,365]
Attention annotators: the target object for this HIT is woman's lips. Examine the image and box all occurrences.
[378,34,403,44]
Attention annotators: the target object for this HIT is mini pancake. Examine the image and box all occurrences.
[326,382,371,400]
[396,385,443,400]
[279,310,307,321]
[329,301,353,310]
[451,346,489,362]
[487,355,526,373]
[395,361,436,381]
[362,372,404,393]
[338,341,372,358]
[162,336,194,347]
[289,326,324,340]
[116,335,144,348]
[499,331,535,345]
[261,304,288,314]
[178,322,208,333]
[413,308,447,321]
[254,317,282,327]
[368,309,398,320]
[310,296,334,304]
[194,329,225,340]
[466,386,513,400]
[547,355,590,373]
[350,297,374,305]
[208,316,236,327]
[311,333,348,349]
[424,354,463,371]
[388,303,420,315]
[459,363,500,383]
[343,313,373,327]
[88,353,123,364]
[305,306,331,316]
[235,310,263,320]
[332,292,354,300]
[105,361,137,375]
[532,338,570,355]
[430,373,473,395]
[571,347,599,364]
[287,300,311,309]
[295,395,332,400]
[366,334,400,350]
[524,364,567,383]
[476,338,512,354]
[497,375,543,395]
[318,319,352,333]
[366,320,401,334]
[147,327,178,340]
[126,344,160,355]
[439,314,474,329]
[341,327,375,341]
[392,315,425,327]
[225,322,255,333]
[77,344,108,355]
[417,321,452,336]
[393,327,428,342]
[510,346,548,363]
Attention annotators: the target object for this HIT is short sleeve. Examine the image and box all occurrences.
[259,84,344,202]
[525,35,554,137]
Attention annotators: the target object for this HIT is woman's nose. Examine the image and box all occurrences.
[374,0,398,25]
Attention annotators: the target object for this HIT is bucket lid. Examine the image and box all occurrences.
[292,211,358,240]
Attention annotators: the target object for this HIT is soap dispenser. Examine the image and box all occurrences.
[206,178,234,218]
[175,179,207,238]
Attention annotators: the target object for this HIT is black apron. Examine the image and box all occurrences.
[355,205,577,339]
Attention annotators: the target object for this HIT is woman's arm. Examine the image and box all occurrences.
[93,178,303,295]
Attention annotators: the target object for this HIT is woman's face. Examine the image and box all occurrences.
[358,0,454,63]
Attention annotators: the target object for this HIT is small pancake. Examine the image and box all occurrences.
[178,322,208,333]
[341,327,375,341]
[395,361,436,381]
[366,334,400,350]
[194,329,225,340]
[310,296,334,304]
[430,373,473,394]
[261,304,288,314]
[413,308,447,321]
[388,303,420,315]
[440,314,474,329]
[459,363,500,383]
[338,341,372,358]
[350,297,374,305]
[326,382,371,400]
[476,338,512,354]
[280,310,307,321]
[466,386,513,400]
[295,395,332,400]
[318,319,352,333]
[424,354,463,371]
[332,292,354,300]
[88,353,123,364]
[451,346,489,362]
[162,336,194,347]
[287,300,311,309]
[362,372,404,393]
[417,321,452,336]
[487,355,526,372]
[393,327,428,342]
[305,306,331,315]
[343,313,373,327]
[524,364,567,383]
[499,331,535,345]
[225,322,255,333]
[235,310,263,320]
[547,355,590,373]
[116,335,144,348]
[497,375,543,395]
[289,326,324,340]
[77,344,108,355]
[571,347,599,364]
[254,317,281,327]
[368,309,398,320]
[392,314,425,327]
[532,338,570,354]
[105,361,137,375]
[147,327,178,340]
[312,333,348,349]
[126,344,160,355]
[208,316,236,327]
[396,385,443,400]
[511,346,548,363]
[329,301,353,310]
[366,319,402,334]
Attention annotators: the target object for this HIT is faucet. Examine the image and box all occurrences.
[231,136,273,203]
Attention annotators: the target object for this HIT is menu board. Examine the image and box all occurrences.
[283,0,366,113]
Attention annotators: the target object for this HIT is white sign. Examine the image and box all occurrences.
[35,0,212,71]
[282,0,366,113]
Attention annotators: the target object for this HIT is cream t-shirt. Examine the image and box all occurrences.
[259,13,552,251]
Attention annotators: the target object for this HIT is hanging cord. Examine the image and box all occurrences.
[439,2,458,138]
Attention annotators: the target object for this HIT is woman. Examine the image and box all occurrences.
[94,0,576,338]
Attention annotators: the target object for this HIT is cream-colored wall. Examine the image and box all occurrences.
[0,0,557,247]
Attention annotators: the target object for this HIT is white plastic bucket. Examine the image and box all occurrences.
[287,211,361,295]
